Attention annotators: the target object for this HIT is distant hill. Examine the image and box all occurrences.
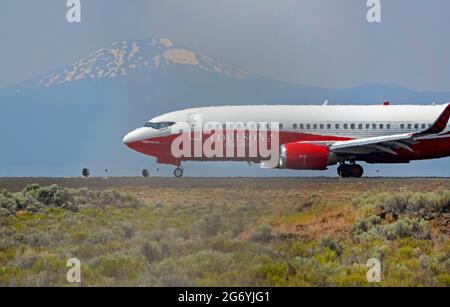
[1,38,449,176]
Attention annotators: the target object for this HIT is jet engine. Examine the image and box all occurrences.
[278,143,339,170]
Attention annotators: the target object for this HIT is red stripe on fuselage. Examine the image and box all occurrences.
[125,131,450,165]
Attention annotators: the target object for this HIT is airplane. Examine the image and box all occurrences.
[123,103,450,178]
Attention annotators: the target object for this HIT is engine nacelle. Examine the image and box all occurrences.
[278,143,338,170]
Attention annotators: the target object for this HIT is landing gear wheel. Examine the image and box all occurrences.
[349,164,364,178]
[337,164,351,178]
[338,164,364,178]
[173,167,183,178]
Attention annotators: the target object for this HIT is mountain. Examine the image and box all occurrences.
[34,38,248,88]
[1,38,449,177]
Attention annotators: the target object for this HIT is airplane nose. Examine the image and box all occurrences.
[122,130,141,145]
[122,132,133,145]
[123,128,150,145]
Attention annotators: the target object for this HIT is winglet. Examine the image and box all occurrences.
[416,103,450,136]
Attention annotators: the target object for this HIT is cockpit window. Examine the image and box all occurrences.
[144,122,176,129]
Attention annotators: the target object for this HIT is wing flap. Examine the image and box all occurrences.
[330,133,412,151]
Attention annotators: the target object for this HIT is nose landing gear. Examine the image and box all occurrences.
[173,167,184,178]
[337,163,364,178]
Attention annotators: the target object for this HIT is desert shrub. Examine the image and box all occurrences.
[11,249,40,270]
[86,229,116,244]
[0,234,19,251]
[145,229,166,241]
[420,253,450,275]
[292,256,334,286]
[200,213,222,237]
[250,224,273,243]
[380,192,412,214]
[0,207,11,217]
[295,193,321,212]
[423,190,450,213]
[352,215,381,235]
[121,223,136,239]
[319,235,343,256]
[0,185,142,217]
[353,215,430,241]
[252,262,288,286]
[229,217,246,238]
[25,232,51,248]
[141,241,163,263]
[0,185,76,216]
[381,218,430,240]
[97,190,140,208]
[177,250,232,279]
[377,190,450,217]
[209,234,243,253]
[29,185,77,211]
[0,190,21,215]
[328,264,368,286]
[90,254,135,281]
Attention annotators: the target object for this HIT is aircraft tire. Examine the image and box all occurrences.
[174,167,183,178]
[337,164,351,178]
[350,164,364,178]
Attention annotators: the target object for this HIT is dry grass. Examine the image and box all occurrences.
[0,178,449,286]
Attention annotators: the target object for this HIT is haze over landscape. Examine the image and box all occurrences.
[1,0,450,177]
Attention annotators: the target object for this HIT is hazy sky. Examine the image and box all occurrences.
[1,0,450,91]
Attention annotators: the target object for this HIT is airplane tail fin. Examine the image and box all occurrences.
[415,103,450,136]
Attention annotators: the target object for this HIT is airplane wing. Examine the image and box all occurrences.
[329,103,450,156]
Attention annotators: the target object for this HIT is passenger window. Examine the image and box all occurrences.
[400,124,404,129]
[407,124,412,129]
[306,124,311,129]
[366,124,370,129]
[414,124,419,129]
[344,124,348,129]
[421,124,426,129]
[319,124,324,129]
[299,124,304,129]
[279,123,283,129]
[327,124,331,129]
[350,123,355,129]
[380,124,384,129]
[387,124,391,129]
[335,124,340,129]
[313,124,317,130]
[372,124,377,129]
[358,124,363,129]
[293,123,297,129]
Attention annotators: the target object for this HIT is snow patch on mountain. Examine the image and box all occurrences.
[159,38,174,47]
[162,48,199,65]
[36,38,248,88]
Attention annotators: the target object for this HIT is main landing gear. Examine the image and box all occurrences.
[337,163,364,178]
[173,167,184,178]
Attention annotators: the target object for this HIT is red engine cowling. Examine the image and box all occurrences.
[279,143,337,170]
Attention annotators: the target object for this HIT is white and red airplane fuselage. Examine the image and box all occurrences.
[123,104,450,177]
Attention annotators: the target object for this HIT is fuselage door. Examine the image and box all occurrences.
[188,113,203,141]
